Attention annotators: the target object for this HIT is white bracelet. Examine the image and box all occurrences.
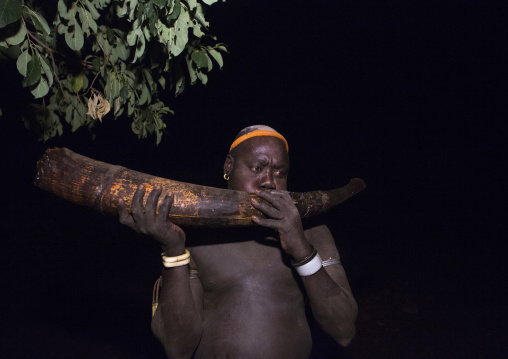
[162,257,190,268]
[162,249,190,263]
[162,249,191,268]
[295,253,322,276]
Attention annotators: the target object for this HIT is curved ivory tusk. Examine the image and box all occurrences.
[34,148,365,227]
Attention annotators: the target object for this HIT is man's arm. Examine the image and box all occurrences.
[251,191,357,347]
[301,225,358,346]
[151,256,203,358]
[118,185,203,358]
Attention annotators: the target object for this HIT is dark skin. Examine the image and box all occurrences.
[118,136,357,358]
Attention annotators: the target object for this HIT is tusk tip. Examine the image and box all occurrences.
[347,178,366,194]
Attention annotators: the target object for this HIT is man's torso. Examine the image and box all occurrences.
[189,230,313,359]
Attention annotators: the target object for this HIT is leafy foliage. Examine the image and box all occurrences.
[0,0,226,143]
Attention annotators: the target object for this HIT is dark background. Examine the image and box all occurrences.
[1,1,506,358]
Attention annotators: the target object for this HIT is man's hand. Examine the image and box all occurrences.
[251,190,313,260]
[118,184,186,253]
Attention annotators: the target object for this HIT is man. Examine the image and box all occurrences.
[118,125,357,358]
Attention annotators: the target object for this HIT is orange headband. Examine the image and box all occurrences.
[229,130,289,152]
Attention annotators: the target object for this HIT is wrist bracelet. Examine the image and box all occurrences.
[293,251,322,277]
[291,245,317,267]
[162,257,191,268]
[162,249,190,268]
[162,249,190,263]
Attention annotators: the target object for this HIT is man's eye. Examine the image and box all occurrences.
[275,170,287,177]
[251,166,261,172]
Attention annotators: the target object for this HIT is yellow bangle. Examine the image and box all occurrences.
[162,257,191,268]
[162,249,190,263]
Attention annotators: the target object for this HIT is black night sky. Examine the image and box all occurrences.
[1,1,506,358]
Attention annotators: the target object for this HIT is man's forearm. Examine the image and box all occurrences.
[301,268,358,347]
[153,265,203,358]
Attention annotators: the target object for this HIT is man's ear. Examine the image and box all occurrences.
[223,154,234,176]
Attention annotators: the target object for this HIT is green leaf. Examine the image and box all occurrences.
[39,55,53,87]
[191,18,204,38]
[97,32,115,60]
[105,72,121,102]
[65,22,84,51]
[191,50,208,69]
[185,53,197,84]
[65,102,73,124]
[120,85,129,100]
[76,100,87,118]
[77,7,97,35]
[169,0,181,20]
[0,0,22,28]
[106,27,115,45]
[92,57,102,71]
[138,83,150,105]
[144,1,155,19]
[56,119,63,136]
[15,51,29,80]
[174,63,185,96]
[142,68,155,91]
[133,32,145,62]
[115,38,130,61]
[156,129,162,145]
[152,0,166,9]
[207,48,223,68]
[84,1,100,20]
[158,22,170,43]
[71,113,82,132]
[61,2,77,21]
[72,73,84,93]
[171,7,189,56]
[158,75,166,89]
[202,0,218,5]
[196,70,208,85]
[4,20,25,45]
[128,97,135,116]
[126,26,139,46]
[22,55,41,87]
[187,0,197,10]
[57,0,68,19]
[131,120,139,134]
[30,77,49,98]
[27,8,50,35]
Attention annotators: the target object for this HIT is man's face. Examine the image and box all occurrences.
[225,136,290,193]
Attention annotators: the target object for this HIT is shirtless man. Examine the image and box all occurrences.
[118,125,358,358]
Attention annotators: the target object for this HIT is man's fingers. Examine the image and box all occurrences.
[252,216,282,231]
[117,198,136,229]
[145,186,162,218]
[157,192,174,221]
[131,184,146,220]
[251,198,284,219]
[117,197,129,221]
[255,190,291,209]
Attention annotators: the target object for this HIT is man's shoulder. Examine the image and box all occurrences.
[303,224,340,259]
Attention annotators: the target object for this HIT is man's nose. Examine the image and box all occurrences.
[260,170,276,189]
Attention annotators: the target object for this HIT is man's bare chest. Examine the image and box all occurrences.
[189,240,298,293]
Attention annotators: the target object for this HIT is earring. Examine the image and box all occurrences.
[223,173,230,181]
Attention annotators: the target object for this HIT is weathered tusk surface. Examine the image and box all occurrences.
[34,148,366,227]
